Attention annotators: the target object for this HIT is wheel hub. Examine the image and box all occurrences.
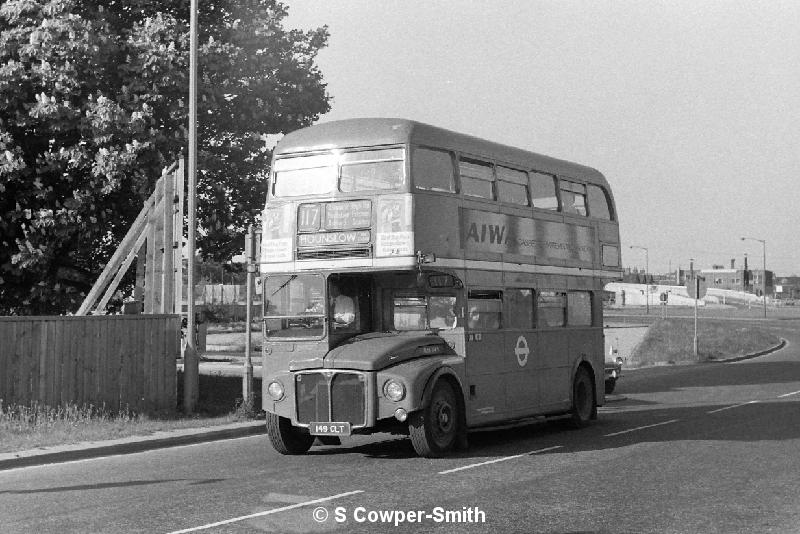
[436,402,453,431]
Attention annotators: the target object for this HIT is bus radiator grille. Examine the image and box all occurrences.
[295,372,366,426]
[331,373,366,425]
[296,247,372,260]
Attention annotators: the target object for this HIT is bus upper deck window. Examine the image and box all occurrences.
[412,147,455,192]
[272,154,337,197]
[559,180,587,216]
[530,172,559,210]
[497,166,530,206]
[587,184,613,220]
[339,148,405,192]
[459,158,495,199]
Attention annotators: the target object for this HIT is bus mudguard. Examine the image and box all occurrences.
[375,354,465,420]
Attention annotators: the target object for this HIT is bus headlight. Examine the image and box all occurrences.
[267,380,285,401]
[383,379,406,402]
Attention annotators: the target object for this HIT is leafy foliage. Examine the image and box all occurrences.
[0,0,329,314]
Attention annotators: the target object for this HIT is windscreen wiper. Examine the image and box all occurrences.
[270,275,297,297]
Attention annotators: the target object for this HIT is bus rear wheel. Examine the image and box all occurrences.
[266,412,314,455]
[569,366,596,428]
[409,380,459,458]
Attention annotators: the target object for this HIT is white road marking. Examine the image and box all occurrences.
[438,446,563,475]
[778,390,800,398]
[707,400,759,414]
[604,419,679,437]
[165,490,364,533]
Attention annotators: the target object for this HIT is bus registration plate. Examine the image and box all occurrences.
[309,422,351,436]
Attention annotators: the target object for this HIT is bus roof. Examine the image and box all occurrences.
[275,118,609,186]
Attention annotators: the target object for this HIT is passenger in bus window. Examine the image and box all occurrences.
[467,304,499,330]
[467,305,482,329]
[429,296,457,329]
[330,285,355,326]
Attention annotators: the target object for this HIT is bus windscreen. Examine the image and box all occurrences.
[264,274,325,338]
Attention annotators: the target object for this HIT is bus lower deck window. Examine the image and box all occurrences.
[467,290,502,330]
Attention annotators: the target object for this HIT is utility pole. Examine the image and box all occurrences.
[690,258,698,357]
[741,237,767,318]
[183,0,199,413]
[630,245,649,314]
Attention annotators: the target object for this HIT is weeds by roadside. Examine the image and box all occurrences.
[0,399,256,454]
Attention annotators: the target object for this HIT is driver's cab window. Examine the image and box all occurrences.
[392,294,457,331]
[328,277,369,332]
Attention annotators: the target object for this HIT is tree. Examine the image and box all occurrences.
[0,0,329,314]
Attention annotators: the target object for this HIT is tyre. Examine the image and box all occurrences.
[569,366,596,428]
[605,378,616,395]
[409,380,460,458]
[265,412,314,455]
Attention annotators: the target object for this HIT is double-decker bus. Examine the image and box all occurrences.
[260,118,621,457]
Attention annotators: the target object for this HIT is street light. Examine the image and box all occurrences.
[688,257,699,356]
[741,237,767,318]
[630,245,649,314]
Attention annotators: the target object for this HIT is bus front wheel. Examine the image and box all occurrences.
[266,412,314,455]
[409,380,459,458]
[569,366,596,428]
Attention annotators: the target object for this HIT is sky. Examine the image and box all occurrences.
[284,0,800,276]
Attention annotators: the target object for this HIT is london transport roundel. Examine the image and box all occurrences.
[515,335,530,367]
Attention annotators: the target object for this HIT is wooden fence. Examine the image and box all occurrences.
[0,315,179,413]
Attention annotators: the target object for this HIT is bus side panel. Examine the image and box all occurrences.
[464,332,508,425]
[537,330,571,411]
[503,330,540,417]
[413,193,463,260]
[569,327,601,379]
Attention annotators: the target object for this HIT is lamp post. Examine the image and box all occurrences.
[741,237,767,318]
[630,245,649,314]
[689,258,698,356]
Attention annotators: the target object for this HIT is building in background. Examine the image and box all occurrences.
[701,264,774,297]
[774,276,800,302]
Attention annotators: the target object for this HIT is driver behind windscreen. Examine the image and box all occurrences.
[329,283,355,326]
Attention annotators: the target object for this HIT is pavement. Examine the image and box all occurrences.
[1,338,786,472]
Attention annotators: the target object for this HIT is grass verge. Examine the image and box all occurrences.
[631,318,781,366]
[0,373,262,454]
[0,401,254,454]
